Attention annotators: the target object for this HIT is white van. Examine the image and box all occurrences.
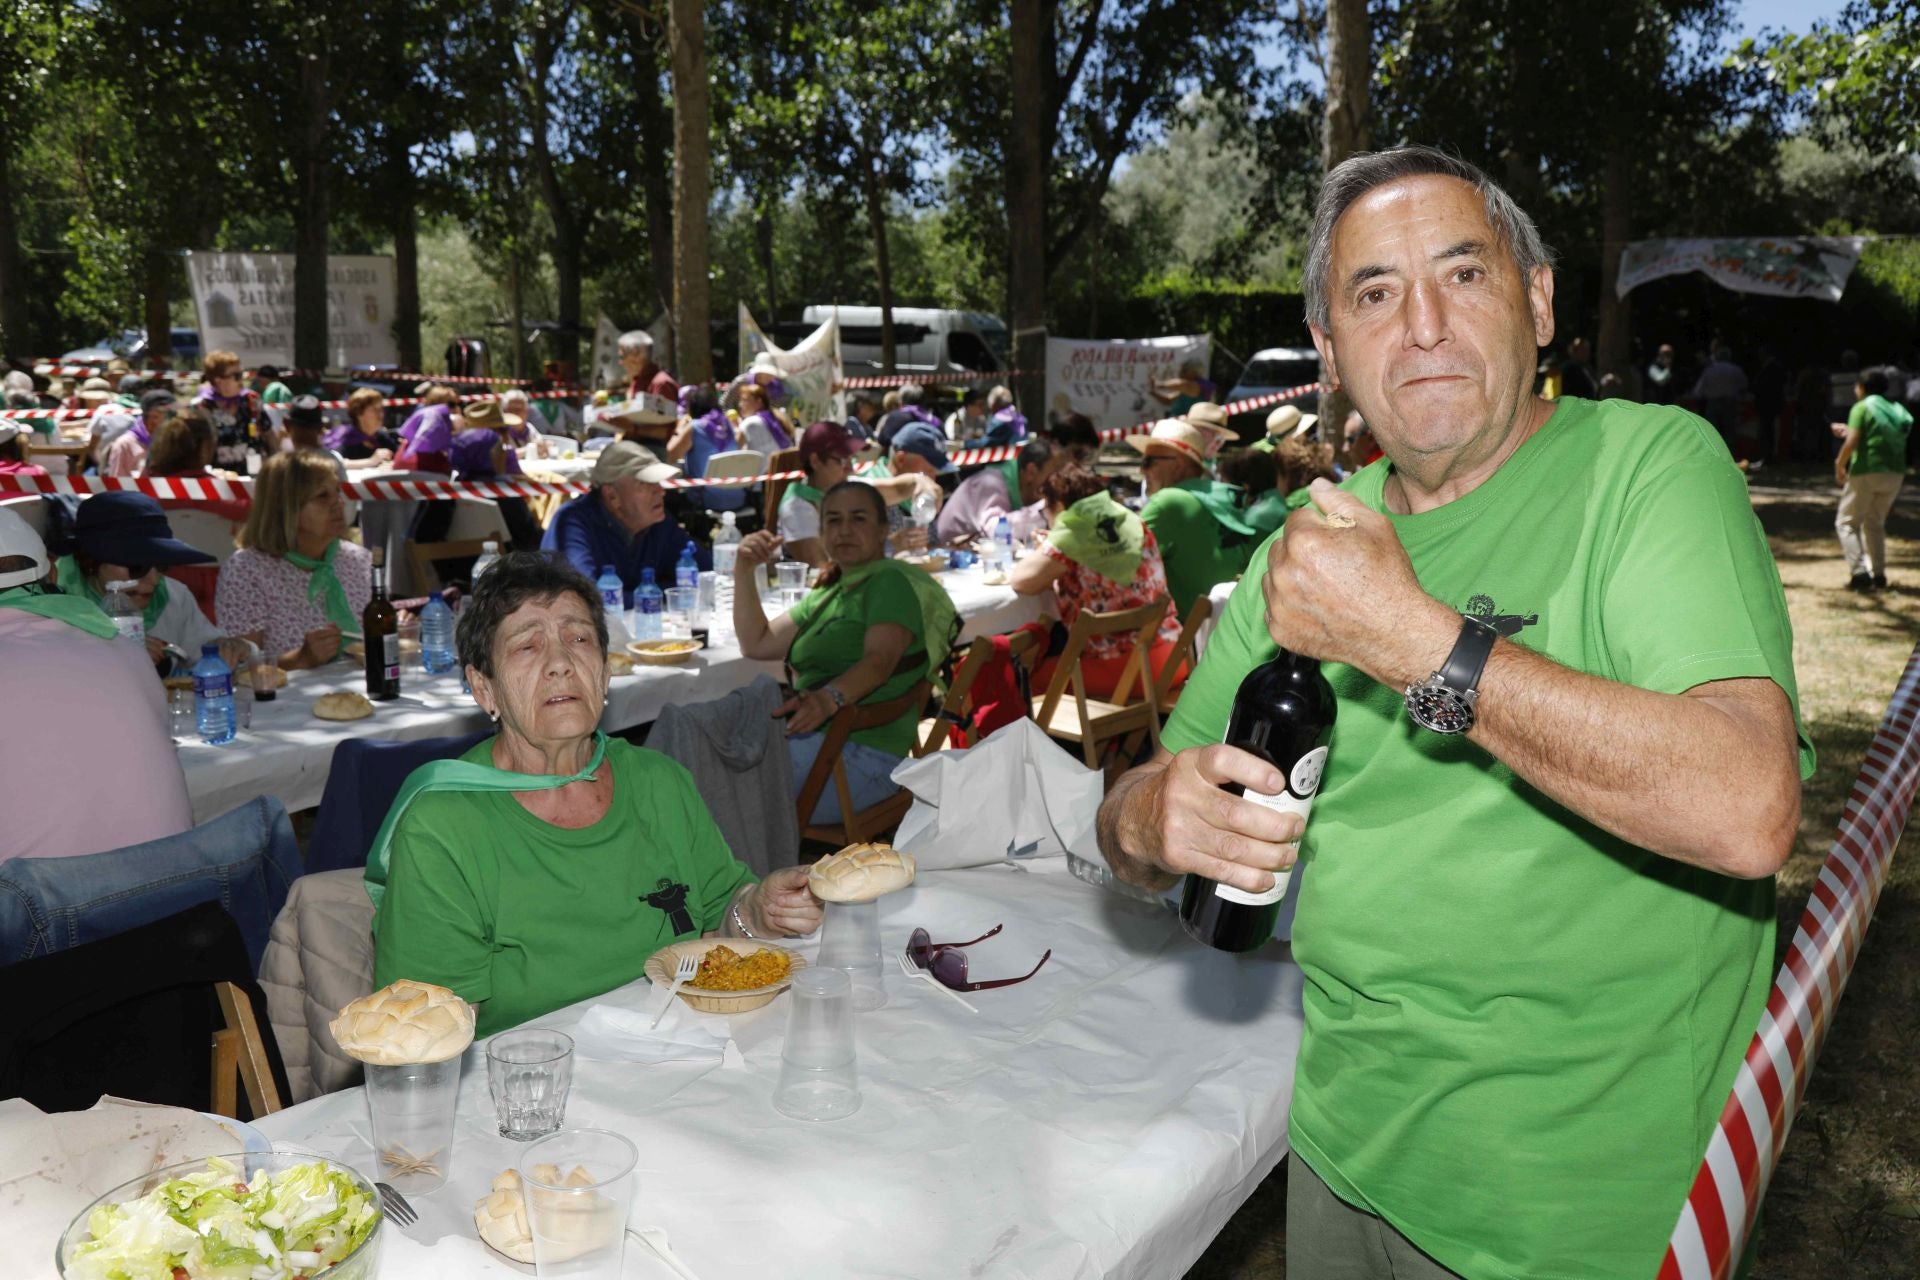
[796,306,1009,378]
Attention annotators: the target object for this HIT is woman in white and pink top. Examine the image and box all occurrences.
[215,451,372,669]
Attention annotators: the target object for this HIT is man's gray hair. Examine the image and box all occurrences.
[616,330,654,355]
[1302,145,1554,331]
[899,383,925,406]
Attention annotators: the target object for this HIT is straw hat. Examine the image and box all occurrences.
[77,377,113,404]
[461,399,524,432]
[1265,404,1319,441]
[1124,418,1210,468]
[1181,401,1236,457]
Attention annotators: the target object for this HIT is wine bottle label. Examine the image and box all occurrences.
[1216,746,1328,907]
[382,633,400,680]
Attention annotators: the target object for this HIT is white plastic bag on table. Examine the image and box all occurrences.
[890,718,1104,869]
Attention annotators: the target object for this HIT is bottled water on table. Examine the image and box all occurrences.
[471,540,502,585]
[633,568,664,641]
[421,592,458,673]
[102,579,145,646]
[192,642,236,745]
[993,514,1015,568]
[676,541,699,591]
[711,511,741,577]
[596,564,624,616]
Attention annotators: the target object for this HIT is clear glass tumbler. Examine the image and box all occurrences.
[364,1056,462,1195]
[663,587,697,638]
[773,968,862,1122]
[816,899,887,1011]
[487,1029,575,1141]
[518,1128,638,1279]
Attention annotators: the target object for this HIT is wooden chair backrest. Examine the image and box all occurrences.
[764,448,803,528]
[1032,596,1169,726]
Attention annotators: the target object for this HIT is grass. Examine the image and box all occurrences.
[1186,469,1920,1279]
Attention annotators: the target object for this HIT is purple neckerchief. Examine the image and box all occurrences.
[398,405,429,445]
[745,410,792,450]
[695,409,734,452]
[129,416,154,447]
[323,422,358,452]
[450,428,523,478]
[410,405,455,456]
[904,405,939,429]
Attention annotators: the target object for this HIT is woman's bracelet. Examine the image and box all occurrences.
[730,896,761,940]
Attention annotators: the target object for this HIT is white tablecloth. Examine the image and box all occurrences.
[253,864,1303,1279]
[180,568,1043,823]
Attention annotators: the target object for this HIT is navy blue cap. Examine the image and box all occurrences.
[73,492,216,567]
[890,422,955,475]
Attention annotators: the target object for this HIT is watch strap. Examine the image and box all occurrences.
[1437,616,1499,693]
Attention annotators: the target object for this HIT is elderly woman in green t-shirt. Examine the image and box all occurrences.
[735,481,959,823]
[369,552,822,1038]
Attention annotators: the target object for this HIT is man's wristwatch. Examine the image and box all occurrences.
[1404,615,1500,734]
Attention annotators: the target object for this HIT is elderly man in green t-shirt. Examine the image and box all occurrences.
[1126,418,1258,614]
[1832,365,1913,592]
[1097,146,1811,1280]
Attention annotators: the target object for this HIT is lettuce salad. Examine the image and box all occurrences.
[66,1156,380,1280]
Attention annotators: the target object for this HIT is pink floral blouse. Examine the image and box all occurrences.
[214,542,373,658]
[1040,527,1181,660]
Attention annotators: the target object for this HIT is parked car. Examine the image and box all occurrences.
[1225,346,1323,434]
[59,327,202,368]
[793,306,1009,381]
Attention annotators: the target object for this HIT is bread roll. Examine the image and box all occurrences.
[329,979,475,1065]
[313,691,375,721]
[606,652,634,676]
[474,1165,602,1265]
[808,843,917,903]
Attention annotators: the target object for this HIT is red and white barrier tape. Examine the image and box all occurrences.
[0,468,801,501]
[0,388,591,421]
[837,370,1034,389]
[1659,640,1920,1280]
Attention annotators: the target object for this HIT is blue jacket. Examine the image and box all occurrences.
[541,491,713,600]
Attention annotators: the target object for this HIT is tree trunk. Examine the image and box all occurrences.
[1319,0,1370,430]
[0,130,29,360]
[669,0,712,385]
[632,24,676,365]
[1006,0,1050,418]
[143,248,173,363]
[391,149,422,372]
[756,205,778,319]
[523,28,581,374]
[509,251,527,378]
[862,157,896,374]
[293,51,332,374]
[1596,142,1632,388]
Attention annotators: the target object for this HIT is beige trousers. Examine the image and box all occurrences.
[1836,470,1905,577]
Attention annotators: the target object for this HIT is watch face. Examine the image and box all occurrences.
[1406,682,1475,734]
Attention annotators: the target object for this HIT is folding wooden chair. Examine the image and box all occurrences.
[795,679,934,845]
[703,448,767,487]
[409,528,506,594]
[763,447,802,528]
[1121,596,1211,756]
[1030,597,1169,770]
[915,628,1044,753]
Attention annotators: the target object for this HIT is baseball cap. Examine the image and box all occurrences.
[890,421,955,474]
[799,421,860,465]
[286,395,326,429]
[0,421,27,447]
[73,492,216,568]
[117,374,146,396]
[589,440,681,486]
[140,389,178,415]
[0,506,49,588]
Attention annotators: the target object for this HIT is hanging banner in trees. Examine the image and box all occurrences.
[590,312,624,391]
[1044,333,1212,436]
[735,304,844,426]
[185,253,399,368]
[1614,236,1869,302]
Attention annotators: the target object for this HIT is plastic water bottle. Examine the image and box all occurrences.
[912,489,938,531]
[993,514,1015,573]
[711,511,741,577]
[471,540,502,585]
[102,579,145,646]
[421,591,457,674]
[676,542,699,591]
[192,642,236,745]
[634,568,664,640]
[596,564,624,616]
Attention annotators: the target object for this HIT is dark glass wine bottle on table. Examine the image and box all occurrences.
[1180,647,1337,952]
[364,548,401,701]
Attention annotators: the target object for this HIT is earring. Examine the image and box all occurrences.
[487,709,498,722]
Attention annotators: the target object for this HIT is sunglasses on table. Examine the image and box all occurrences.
[906,924,1051,993]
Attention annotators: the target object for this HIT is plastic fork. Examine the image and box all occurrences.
[897,950,979,1012]
[650,952,700,1029]
[375,1181,418,1227]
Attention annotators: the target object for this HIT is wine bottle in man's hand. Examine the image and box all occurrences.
[1180,648,1336,952]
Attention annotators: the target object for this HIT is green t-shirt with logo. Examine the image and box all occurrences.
[1140,477,1257,615]
[372,737,754,1037]
[787,565,930,756]
[1847,394,1913,475]
[1163,398,1813,1279]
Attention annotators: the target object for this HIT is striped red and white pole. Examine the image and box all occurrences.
[0,469,800,501]
[1659,639,1920,1280]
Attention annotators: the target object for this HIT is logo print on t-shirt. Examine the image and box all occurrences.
[1464,593,1538,637]
[643,879,695,935]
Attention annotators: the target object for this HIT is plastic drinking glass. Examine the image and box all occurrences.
[696,570,720,620]
[487,1029,575,1141]
[815,899,887,1011]
[518,1128,638,1279]
[776,560,810,595]
[364,1057,461,1195]
[773,967,861,1121]
[167,684,196,743]
[664,587,698,638]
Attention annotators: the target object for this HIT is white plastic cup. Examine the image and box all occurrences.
[773,968,862,1122]
[364,1057,461,1194]
[815,899,887,1011]
[776,560,810,594]
[518,1128,638,1279]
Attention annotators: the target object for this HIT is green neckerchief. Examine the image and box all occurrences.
[805,558,960,692]
[786,481,823,507]
[1861,394,1915,432]
[56,554,169,633]
[992,458,1020,496]
[1284,485,1316,510]
[284,539,359,635]
[1047,490,1144,585]
[0,585,118,638]
[365,731,613,912]
[1172,475,1257,538]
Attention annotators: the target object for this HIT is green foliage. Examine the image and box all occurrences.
[1855,239,1920,314]
[1741,1,1920,156]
